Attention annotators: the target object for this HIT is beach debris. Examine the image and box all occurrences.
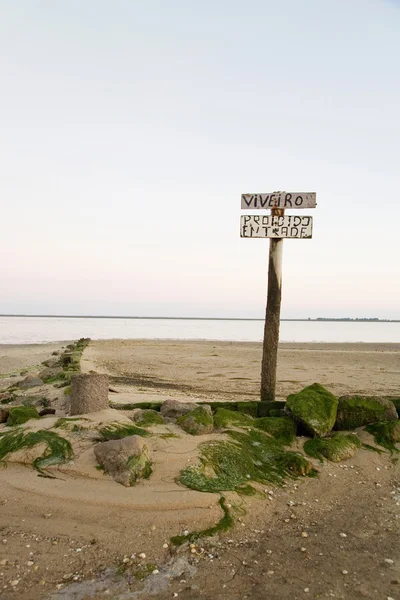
[336,395,398,430]
[303,432,362,462]
[17,375,44,390]
[160,399,200,421]
[286,383,338,437]
[94,435,152,487]
[177,405,214,435]
[70,372,109,415]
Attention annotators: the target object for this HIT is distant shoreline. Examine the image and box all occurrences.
[1,315,399,323]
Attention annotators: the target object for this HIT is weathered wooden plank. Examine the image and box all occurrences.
[240,215,313,239]
[241,192,316,210]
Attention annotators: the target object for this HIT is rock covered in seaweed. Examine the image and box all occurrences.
[94,435,152,486]
[303,432,362,462]
[7,405,41,427]
[335,395,398,430]
[177,405,214,435]
[160,399,199,421]
[286,383,338,437]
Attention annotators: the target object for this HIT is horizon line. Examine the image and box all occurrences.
[0,314,399,323]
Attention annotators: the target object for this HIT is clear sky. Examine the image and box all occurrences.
[1,0,399,319]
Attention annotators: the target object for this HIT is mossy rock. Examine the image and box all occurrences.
[135,410,165,427]
[384,397,400,418]
[254,417,297,445]
[213,408,253,430]
[7,406,41,427]
[336,396,398,430]
[286,383,338,437]
[304,432,362,462]
[365,421,400,453]
[236,402,259,418]
[177,406,213,435]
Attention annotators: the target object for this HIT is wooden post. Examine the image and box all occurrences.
[260,208,284,402]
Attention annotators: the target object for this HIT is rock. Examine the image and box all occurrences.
[0,408,10,424]
[17,375,44,390]
[7,405,41,426]
[286,383,338,437]
[160,400,200,420]
[177,405,213,435]
[336,395,398,430]
[94,435,151,486]
[38,367,64,381]
[304,432,362,462]
[42,358,61,368]
[39,408,56,416]
[70,373,109,415]
[52,351,59,356]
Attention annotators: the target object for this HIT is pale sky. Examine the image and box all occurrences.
[1,0,399,319]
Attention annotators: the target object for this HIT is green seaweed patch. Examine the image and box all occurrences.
[179,428,316,494]
[254,417,297,445]
[0,428,73,476]
[135,410,165,427]
[7,406,40,427]
[97,422,149,441]
[109,402,162,411]
[132,563,158,581]
[365,421,400,454]
[170,497,233,546]
[54,417,89,431]
[213,408,253,430]
[127,453,153,482]
[304,432,362,462]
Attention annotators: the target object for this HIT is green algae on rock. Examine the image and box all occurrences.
[135,410,165,427]
[213,408,253,430]
[286,383,338,437]
[0,428,73,476]
[365,421,400,453]
[254,417,297,445]
[7,405,41,427]
[177,405,213,435]
[336,396,398,430]
[303,432,362,462]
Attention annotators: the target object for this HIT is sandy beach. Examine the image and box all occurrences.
[0,340,399,600]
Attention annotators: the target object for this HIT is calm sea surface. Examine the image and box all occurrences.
[1,317,400,344]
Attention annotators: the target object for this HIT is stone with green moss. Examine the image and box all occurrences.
[134,410,165,427]
[94,435,152,486]
[365,421,400,453]
[286,383,338,437]
[336,395,398,430]
[254,417,297,445]
[177,406,213,435]
[213,408,253,430]
[7,406,41,427]
[304,432,362,462]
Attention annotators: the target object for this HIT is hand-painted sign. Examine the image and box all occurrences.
[241,192,316,210]
[240,214,313,239]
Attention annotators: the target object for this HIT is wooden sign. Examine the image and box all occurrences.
[241,191,316,210]
[240,215,313,239]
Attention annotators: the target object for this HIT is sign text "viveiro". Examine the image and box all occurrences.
[241,192,316,210]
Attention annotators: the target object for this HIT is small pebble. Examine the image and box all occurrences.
[138,553,146,559]
[300,547,307,553]
[11,580,19,587]
[27,561,34,566]
[304,589,309,593]
[384,559,394,565]
[162,543,169,549]
[152,569,159,575]
[342,570,348,575]
[340,533,347,538]
[301,532,308,538]
[122,558,130,564]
